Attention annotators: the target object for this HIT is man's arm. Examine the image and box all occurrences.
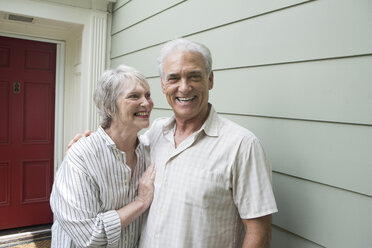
[242,214,272,248]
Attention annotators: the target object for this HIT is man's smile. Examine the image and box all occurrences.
[176,96,196,102]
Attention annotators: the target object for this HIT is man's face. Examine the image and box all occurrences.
[161,49,213,123]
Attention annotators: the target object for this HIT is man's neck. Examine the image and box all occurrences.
[173,104,211,148]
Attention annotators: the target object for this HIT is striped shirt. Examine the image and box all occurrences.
[50,127,149,248]
[139,105,278,248]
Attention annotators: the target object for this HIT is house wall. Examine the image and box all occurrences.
[110,0,372,247]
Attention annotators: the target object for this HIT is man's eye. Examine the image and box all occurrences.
[168,77,178,83]
[191,75,201,80]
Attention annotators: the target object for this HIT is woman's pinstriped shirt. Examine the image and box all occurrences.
[50,126,150,248]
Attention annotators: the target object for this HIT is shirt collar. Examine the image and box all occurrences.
[97,126,141,153]
[162,103,219,137]
[97,126,116,147]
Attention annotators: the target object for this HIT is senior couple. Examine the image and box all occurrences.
[50,38,278,248]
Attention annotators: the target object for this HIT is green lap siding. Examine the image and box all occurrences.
[111,0,372,247]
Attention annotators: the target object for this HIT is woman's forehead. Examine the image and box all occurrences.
[121,79,149,94]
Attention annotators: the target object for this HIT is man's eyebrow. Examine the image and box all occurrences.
[166,73,179,79]
[187,70,202,75]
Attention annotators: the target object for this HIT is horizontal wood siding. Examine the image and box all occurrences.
[272,226,324,248]
[111,0,372,246]
[112,0,185,34]
[273,172,372,248]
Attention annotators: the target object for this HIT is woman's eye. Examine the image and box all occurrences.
[128,94,138,99]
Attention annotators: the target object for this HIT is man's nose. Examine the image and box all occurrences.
[178,78,190,93]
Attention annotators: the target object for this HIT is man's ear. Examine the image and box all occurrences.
[161,78,166,93]
[208,71,214,90]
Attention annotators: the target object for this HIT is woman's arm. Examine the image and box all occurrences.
[116,164,155,228]
[51,150,155,247]
[51,156,120,247]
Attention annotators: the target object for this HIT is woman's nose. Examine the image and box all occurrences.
[140,97,151,107]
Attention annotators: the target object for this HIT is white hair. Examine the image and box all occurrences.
[93,65,149,128]
[157,38,213,80]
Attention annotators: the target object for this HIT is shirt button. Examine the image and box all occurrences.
[154,234,160,239]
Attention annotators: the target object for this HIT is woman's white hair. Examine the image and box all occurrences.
[157,38,213,80]
[94,65,149,129]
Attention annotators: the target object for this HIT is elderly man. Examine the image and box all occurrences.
[69,38,277,247]
[139,38,277,248]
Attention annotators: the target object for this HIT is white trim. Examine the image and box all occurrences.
[54,42,65,172]
[0,228,51,241]
[0,32,63,44]
[0,32,65,176]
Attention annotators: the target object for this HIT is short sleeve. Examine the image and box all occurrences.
[232,137,278,219]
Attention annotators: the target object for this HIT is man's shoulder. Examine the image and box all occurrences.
[140,117,171,145]
[147,116,172,134]
[217,115,257,141]
[151,117,171,127]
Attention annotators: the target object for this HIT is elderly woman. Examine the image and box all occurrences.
[50,65,155,248]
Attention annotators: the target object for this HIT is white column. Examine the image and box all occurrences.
[88,12,108,130]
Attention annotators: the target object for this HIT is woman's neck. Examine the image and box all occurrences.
[104,125,138,153]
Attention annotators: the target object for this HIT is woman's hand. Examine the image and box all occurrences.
[116,163,156,228]
[137,163,156,209]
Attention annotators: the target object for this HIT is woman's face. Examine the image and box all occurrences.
[111,80,153,132]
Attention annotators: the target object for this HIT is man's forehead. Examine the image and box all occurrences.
[166,69,203,75]
[164,51,206,72]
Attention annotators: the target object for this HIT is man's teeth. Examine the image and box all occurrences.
[177,96,195,102]
[135,112,149,116]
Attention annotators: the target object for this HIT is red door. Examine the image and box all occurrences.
[0,36,56,230]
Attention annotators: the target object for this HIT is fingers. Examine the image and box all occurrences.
[149,163,156,180]
[67,134,83,149]
[66,130,93,149]
[137,163,156,208]
[139,163,156,186]
[83,130,93,137]
[143,163,155,178]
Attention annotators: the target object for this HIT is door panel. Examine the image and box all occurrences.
[22,160,51,203]
[0,81,10,143]
[0,36,56,230]
[0,162,10,205]
[23,82,52,142]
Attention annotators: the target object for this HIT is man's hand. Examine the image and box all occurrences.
[67,130,93,149]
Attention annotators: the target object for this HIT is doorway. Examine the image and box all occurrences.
[0,36,56,230]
